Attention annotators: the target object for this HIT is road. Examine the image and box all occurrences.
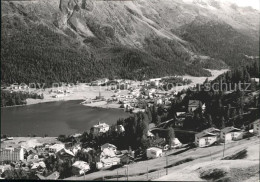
[66,136,259,181]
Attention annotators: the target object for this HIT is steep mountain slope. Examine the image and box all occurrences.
[1,0,259,84]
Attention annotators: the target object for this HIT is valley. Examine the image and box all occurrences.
[0,0,259,181]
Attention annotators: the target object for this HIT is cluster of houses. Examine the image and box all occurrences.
[86,77,186,112]
[195,119,260,148]
[1,116,259,179]
[108,88,178,113]
[0,139,132,178]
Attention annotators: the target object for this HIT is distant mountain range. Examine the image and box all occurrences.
[1,0,259,84]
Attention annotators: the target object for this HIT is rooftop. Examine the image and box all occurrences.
[147,147,163,152]
[221,127,241,133]
[93,122,109,128]
[72,161,90,169]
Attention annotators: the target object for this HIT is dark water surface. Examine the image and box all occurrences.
[1,100,130,136]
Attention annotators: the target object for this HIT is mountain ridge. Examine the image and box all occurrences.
[1,0,259,84]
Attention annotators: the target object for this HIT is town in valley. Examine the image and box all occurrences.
[1,69,259,181]
[1,0,259,181]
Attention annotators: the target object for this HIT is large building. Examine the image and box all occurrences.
[91,122,110,134]
[0,147,24,162]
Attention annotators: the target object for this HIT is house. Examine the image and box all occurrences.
[97,157,121,169]
[176,112,186,117]
[0,165,11,175]
[72,161,90,176]
[164,138,182,150]
[27,154,39,161]
[202,104,206,113]
[172,138,182,148]
[251,78,259,83]
[53,94,64,98]
[146,147,163,159]
[0,147,24,162]
[253,119,260,135]
[49,144,65,153]
[70,133,82,138]
[100,148,116,158]
[220,127,243,143]
[101,143,117,153]
[36,171,60,180]
[31,161,46,170]
[91,122,110,134]
[149,78,162,82]
[91,78,109,86]
[188,100,202,112]
[195,128,220,147]
[114,125,125,133]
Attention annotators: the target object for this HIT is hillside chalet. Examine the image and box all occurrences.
[195,128,220,147]
[220,127,243,143]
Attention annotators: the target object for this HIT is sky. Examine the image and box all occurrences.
[228,0,259,10]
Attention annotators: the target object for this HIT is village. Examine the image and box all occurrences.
[1,84,259,180]
[0,117,259,180]
[1,70,260,180]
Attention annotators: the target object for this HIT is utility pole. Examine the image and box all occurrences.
[127,165,129,181]
[166,153,168,175]
[223,137,226,158]
[147,167,149,180]
[117,170,118,181]
[125,168,127,181]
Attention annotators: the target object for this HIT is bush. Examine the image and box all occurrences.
[243,132,254,139]
[200,168,227,180]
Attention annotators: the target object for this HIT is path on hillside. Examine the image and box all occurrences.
[66,137,259,181]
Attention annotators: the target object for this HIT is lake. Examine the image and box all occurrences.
[1,100,130,137]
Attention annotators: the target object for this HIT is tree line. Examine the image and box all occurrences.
[1,90,44,107]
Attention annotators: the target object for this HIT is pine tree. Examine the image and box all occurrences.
[207,114,214,127]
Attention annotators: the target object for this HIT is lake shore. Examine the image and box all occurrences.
[1,100,130,136]
[4,69,229,109]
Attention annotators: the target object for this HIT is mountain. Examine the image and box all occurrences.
[1,0,259,84]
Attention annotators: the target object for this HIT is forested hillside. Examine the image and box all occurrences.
[175,17,259,68]
[1,0,259,84]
